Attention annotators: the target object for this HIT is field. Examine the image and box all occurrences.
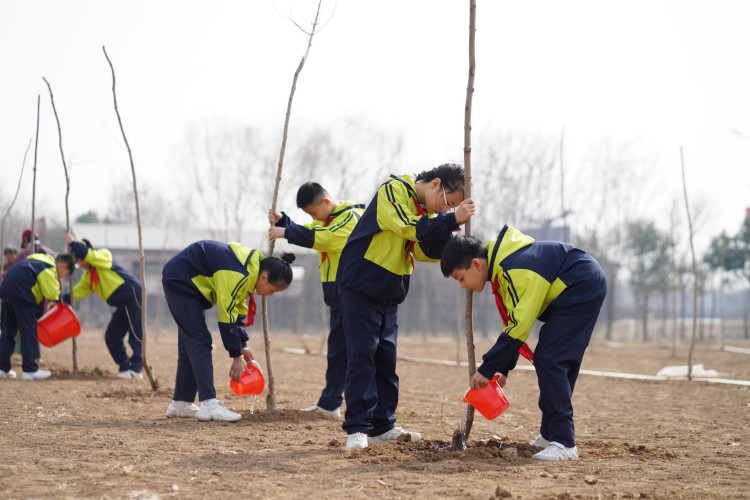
[1,330,749,499]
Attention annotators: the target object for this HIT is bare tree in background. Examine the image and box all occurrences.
[0,140,31,269]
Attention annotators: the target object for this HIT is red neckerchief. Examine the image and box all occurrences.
[88,267,99,291]
[492,275,534,365]
[318,216,335,269]
[405,194,425,269]
[242,294,257,326]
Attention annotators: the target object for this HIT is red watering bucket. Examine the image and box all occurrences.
[37,303,81,348]
[230,361,265,396]
[463,375,510,420]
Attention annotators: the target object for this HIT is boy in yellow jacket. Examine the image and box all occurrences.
[441,227,607,461]
[0,252,74,380]
[269,182,365,418]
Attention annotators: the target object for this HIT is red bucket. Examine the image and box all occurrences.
[463,375,510,420]
[230,361,265,396]
[37,303,81,348]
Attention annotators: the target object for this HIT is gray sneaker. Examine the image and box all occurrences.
[532,441,579,461]
[196,400,241,422]
[0,369,17,379]
[22,369,51,381]
[369,426,422,445]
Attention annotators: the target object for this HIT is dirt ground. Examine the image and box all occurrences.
[1,330,749,499]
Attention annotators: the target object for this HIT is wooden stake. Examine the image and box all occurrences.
[103,46,158,391]
[452,0,477,452]
[43,77,78,375]
[262,0,323,412]
[31,95,40,255]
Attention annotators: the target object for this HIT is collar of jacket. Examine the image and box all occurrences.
[487,225,535,281]
[330,200,365,219]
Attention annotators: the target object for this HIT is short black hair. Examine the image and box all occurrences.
[440,235,487,277]
[259,252,296,286]
[4,246,17,255]
[296,182,329,209]
[56,253,75,275]
[415,164,465,194]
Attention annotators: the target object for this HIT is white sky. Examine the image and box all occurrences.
[1,0,749,249]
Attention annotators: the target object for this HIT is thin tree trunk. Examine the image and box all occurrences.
[263,0,323,412]
[680,147,698,381]
[103,46,158,391]
[455,285,461,365]
[31,95,40,255]
[43,77,78,375]
[452,0,477,452]
[559,126,568,243]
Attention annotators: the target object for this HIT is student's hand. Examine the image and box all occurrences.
[497,373,507,388]
[454,198,476,225]
[268,209,282,225]
[64,233,75,245]
[268,227,286,243]
[230,348,254,383]
[470,371,489,390]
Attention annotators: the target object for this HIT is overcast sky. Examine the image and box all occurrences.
[2,0,749,248]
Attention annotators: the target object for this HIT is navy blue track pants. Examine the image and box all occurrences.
[340,288,399,436]
[316,297,347,411]
[0,300,40,373]
[534,306,602,448]
[163,282,216,403]
[105,293,143,372]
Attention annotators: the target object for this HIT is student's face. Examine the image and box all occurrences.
[450,258,488,293]
[425,179,464,215]
[57,264,72,279]
[4,252,16,265]
[255,272,288,297]
[302,199,333,222]
[76,258,91,269]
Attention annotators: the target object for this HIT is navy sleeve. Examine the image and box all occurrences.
[219,322,249,358]
[415,212,459,243]
[284,220,316,248]
[274,212,291,228]
[477,333,523,379]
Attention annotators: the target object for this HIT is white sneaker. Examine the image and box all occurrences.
[530,435,550,448]
[300,404,341,419]
[346,432,369,450]
[369,426,422,445]
[165,400,200,418]
[532,441,579,461]
[22,369,51,381]
[196,400,241,422]
[0,369,17,379]
[116,370,143,379]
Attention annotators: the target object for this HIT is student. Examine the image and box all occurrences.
[16,229,56,262]
[337,164,476,449]
[268,182,365,419]
[63,233,144,379]
[440,227,607,461]
[161,240,295,422]
[2,246,17,274]
[0,252,74,380]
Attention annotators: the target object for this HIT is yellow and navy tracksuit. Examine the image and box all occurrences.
[337,175,459,436]
[0,254,61,373]
[162,241,262,402]
[479,225,607,448]
[274,200,364,411]
[68,241,143,373]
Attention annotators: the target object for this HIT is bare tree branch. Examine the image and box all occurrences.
[0,139,31,266]
[103,45,158,391]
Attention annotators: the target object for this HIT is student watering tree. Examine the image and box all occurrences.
[63,233,144,379]
[440,227,607,461]
[161,240,295,423]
